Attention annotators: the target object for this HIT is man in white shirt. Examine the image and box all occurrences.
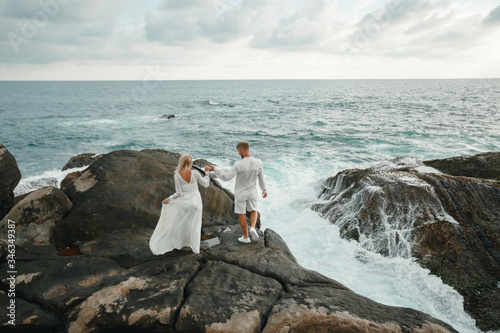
[206,142,267,243]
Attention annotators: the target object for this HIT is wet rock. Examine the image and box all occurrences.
[0,290,63,332]
[206,227,348,288]
[79,228,158,267]
[0,182,13,221]
[263,285,457,333]
[176,260,282,333]
[0,143,21,220]
[56,149,238,247]
[314,155,500,331]
[0,186,72,253]
[0,143,21,191]
[0,240,6,261]
[62,152,103,171]
[264,228,297,263]
[0,256,128,315]
[424,151,500,180]
[67,257,201,333]
[159,114,175,119]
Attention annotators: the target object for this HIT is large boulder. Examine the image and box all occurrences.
[79,228,158,267]
[0,182,13,222]
[263,285,455,333]
[0,186,72,253]
[0,290,63,332]
[424,151,500,180]
[313,155,500,331]
[67,256,202,333]
[0,143,22,220]
[0,256,128,315]
[175,260,282,332]
[0,143,21,190]
[56,149,239,247]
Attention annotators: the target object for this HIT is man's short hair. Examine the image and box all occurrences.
[236,142,250,151]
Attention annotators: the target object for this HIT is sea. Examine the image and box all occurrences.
[1,79,499,332]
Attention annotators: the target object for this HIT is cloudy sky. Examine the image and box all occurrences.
[0,0,499,80]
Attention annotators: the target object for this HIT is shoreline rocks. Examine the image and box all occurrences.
[0,143,21,220]
[61,153,103,171]
[0,146,460,332]
[0,186,72,254]
[424,151,500,180]
[314,152,500,331]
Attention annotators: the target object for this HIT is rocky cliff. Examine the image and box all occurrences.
[0,143,21,221]
[313,153,500,331]
[0,145,459,332]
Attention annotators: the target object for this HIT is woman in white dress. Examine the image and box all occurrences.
[149,154,210,255]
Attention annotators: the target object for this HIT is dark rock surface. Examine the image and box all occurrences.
[0,143,21,191]
[0,186,72,253]
[0,290,63,332]
[0,143,21,220]
[159,114,175,119]
[0,182,14,222]
[79,228,158,267]
[263,285,455,333]
[56,149,239,247]
[0,148,460,332]
[62,153,103,171]
[313,155,500,331]
[424,151,500,180]
[175,260,282,332]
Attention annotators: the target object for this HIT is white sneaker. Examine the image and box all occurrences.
[238,236,251,244]
[250,227,259,240]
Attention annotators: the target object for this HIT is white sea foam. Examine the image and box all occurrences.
[211,156,484,333]
[14,166,86,197]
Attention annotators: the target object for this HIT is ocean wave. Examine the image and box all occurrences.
[204,100,235,108]
[14,166,86,197]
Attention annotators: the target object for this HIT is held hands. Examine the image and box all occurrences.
[263,192,267,198]
[205,165,215,172]
[162,198,168,204]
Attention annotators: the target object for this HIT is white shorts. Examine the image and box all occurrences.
[234,199,258,215]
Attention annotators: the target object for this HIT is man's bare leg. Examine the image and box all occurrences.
[249,211,260,240]
[250,211,258,228]
[239,214,249,238]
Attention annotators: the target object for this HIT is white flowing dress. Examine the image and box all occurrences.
[149,170,210,255]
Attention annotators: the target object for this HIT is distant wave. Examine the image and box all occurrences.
[204,100,235,108]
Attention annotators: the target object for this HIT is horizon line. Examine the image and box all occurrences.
[0,77,498,82]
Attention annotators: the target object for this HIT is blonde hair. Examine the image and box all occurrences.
[176,154,193,173]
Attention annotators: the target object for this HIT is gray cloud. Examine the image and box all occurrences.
[250,1,339,50]
[0,0,127,63]
[143,0,278,45]
[0,0,498,71]
[483,5,500,25]
[340,0,493,59]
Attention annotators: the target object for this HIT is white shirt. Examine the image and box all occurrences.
[212,156,267,201]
